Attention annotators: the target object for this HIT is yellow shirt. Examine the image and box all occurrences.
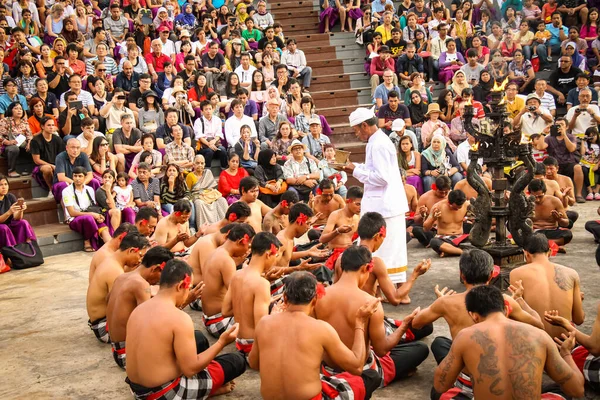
[375,25,393,44]
[504,96,525,119]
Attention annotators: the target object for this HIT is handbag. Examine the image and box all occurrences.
[291,160,314,194]
[73,184,103,214]
[194,188,223,205]
[259,180,288,195]
[1,241,44,269]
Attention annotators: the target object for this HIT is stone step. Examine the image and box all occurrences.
[310,87,372,107]
[7,176,33,200]
[319,103,372,125]
[269,0,316,10]
[272,9,319,19]
[306,47,365,62]
[36,222,84,257]
[281,21,320,34]
[22,197,60,227]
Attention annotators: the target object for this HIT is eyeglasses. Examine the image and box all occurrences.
[97,68,106,72]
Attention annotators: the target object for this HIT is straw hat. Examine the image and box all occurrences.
[425,103,441,116]
[287,139,307,153]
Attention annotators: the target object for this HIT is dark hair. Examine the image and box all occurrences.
[280,190,299,204]
[103,169,116,181]
[90,136,108,164]
[284,271,318,305]
[140,133,157,149]
[340,245,371,272]
[448,189,467,206]
[228,223,256,242]
[116,171,128,182]
[139,150,154,165]
[173,198,192,214]
[135,206,159,223]
[465,285,505,317]
[239,176,259,194]
[542,156,558,167]
[141,246,174,268]
[137,162,150,172]
[318,179,334,191]
[119,232,150,251]
[461,87,474,97]
[528,178,546,193]
[226,73,240,98]
[225,201,252,221]
[230,98,243,111]
[533,162,545,176]
[72,166,87,176]
[524,233,550,254]
[459,249,494,284]
[289,203,313,224]
[250,69,266,91]
[161,164,188,199]
[159,259,193,288]
[347,186,363,200]
[40,115,54,127]
[357,212,386,240]
[5,101,22,118]
[435,175,452,190]
[251,231,282,256]
[388,90,399,99]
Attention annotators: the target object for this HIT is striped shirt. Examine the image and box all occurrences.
[85,56,119,75]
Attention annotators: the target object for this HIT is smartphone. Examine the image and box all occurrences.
[287,93,293,103]
[17,198,24,207]
[550,125,559,137]
[141,9,152,25]
[117,95,127,100]
[69,100,83,110]
[228,16,236,26]
[64,60,69,68]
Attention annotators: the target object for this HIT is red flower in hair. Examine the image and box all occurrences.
[351,232,359,242]
[118,231,127,241]
[228,212,238,222]
[158,261,166,271]
[140,219,148,226]
[316,283,326,299]
[431,183,438,191]
[492,265,500,278]
[296,213,308,225]
[280,200,289,208]
[548,240,559,257]
[346,198,352,204]
[241,234,250,245]
[174,211,182,217]
[316,188,322,195]
[182,273,191,289]
[379,226,387,238]
[366,261,374,272]
[270,243,278,255]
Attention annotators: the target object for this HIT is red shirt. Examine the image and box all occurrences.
[145,52,171,73]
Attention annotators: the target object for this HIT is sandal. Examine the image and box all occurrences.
[7,172,19,178]
[83,245,95,253]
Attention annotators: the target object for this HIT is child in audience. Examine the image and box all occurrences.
[114,172,135,211]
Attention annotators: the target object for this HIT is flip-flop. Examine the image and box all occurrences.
[83,245,95,253]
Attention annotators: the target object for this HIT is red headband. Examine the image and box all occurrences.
[351,232,359,242]
[270,243,277,255]
[228,212,238,222]
[379,226,387,238]
[296,213,308,225]
[316,283,326,299]
[158,261,166,271]
[118,231,127,241]
[182,273,191,289]
[280,200,288,208]
[431,183,438,191]
[241,234,250,245]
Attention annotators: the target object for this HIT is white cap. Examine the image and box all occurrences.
[565,41,577,49]
[391,118,405,132]
[349,107,375,127]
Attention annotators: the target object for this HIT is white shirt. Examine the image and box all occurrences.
[520,106,552,139]
[61,184,96,222]
[456,140,483,167]
[353,129,407,218]
[76,131,105,149]
[565,104,600,137]
[234,65,257,85]
[154,39,176,57]
[536,91,556,112]
[224,114,257,146]
[193,115,224,141]
[59,90,95,108]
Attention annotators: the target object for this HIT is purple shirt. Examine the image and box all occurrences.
[545,134,578,165]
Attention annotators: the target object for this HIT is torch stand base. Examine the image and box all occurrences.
[485,245,525,291]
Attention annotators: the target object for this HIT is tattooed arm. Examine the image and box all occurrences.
[434,332,466,393]
[544,331,585,398]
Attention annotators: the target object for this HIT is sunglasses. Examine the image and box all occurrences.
[97,68,107,72]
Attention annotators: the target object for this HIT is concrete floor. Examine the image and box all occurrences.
[2,203,600,399]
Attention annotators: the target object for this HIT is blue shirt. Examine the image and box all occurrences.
[53,151,93,184]
[373,84,401,105]
[371,0,394,14]
[0,93,28,115]
[546,23,568,47]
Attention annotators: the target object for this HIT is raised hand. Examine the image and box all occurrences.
[356,297,380,323]
[218,323,240,346]
[554,331,577,356]
[434,284,456,298]
[544,310,571,330]
[508,279,524,300]
[413,259,431,276]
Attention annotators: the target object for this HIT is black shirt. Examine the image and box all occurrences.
[385,38,408,58]
[47,73,70,98]
[32,92,59,116]
[201,52,226,70]
[257,36,285,51]
[30,134,66,164]
[549,66,582,96]
[58,111,83,137]
[0,193,16,224]
[128,88,146,109]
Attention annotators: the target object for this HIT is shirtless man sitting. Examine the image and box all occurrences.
[413,249,544,398]
[106,246,175,369]
[223,232,281,356]
[134,207,159,238]
[315,245,429,389]
[532,163,565,205]
[201,223,256,338]
[262,190,298,234]
[434,285,584,399]
[320,186,362,271]
[153,199,202,257]
[401,169,418,217]
[125,259,246,399]
[309,179,346,229]
[425,189,469,257]
[335,212,433,337]
[239,176,272,233]
[544,157,578,228]
[412,176,451,247]
[248,271,382,400]
[203,202,251,235]
[529,179,573,247]
[510,233,584,339]
[88,223,137,283]
[454,165,492,200]
[545,301,600,392]
[86,232,149,343]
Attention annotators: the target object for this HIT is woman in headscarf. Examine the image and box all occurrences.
[186,154,228,227]
[473,69,493,106]
[254,149,285,207]
[153,7,174,31]
[420,134,462,192]
[59,18,84,46]
[174,3,197,32]
[448,69,470,97]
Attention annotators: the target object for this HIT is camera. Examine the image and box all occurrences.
[527,106,536,112]
[585,135,595,142]
[575,108,583,114]
[117,95,126,100]
[550,125,560,137]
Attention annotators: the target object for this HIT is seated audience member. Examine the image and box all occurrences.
[30,116,65,195]
[449,103,477,147]
[234,125,260,172]
[503,81,525,119]
[52,138,100,203]
[0,77,28,116]
[545,117,585,203]
[112,113,143,172]
[529,178,573,248]
[437,39,465,84]
[63,166,114,252]
[194,100,227,170]
[377,90,411,135]
[254,149,286,207]
[373,69,401,109]
[154,199,202,256]
[94,170,123,233]
[533,79,557,117]
[160,164,196,229]
[460,49,485,86]
[77,118,105,156]
[396,43,424,87]
[513,93,553,141]
[319,144,349,198]
[0,173,36,249]
[280,38,312,92]
[404,73,433,106]
[398,135,423,195]
[547,54,582,106]
[566,73,599,110]
[164,124,195,172]
[0,102,32,178]
[432,286,584,400]
[248,271,382,400]
[258,98,288,149]
[424,189,469,257]
[370,45,396,95]
[407,89,428,130]
[224,99,258,148]
[131,162,162,214]
[138,91,164,136]
[510,233,584,338]
[580,127,600,201]
[89,136,118,183]
[219,154,250,204]
[129,134,163,181]
[284,140,320,202]
[566,88,600,139]
[28,97,56,135]
[389,118,419,154]
[531,134,549,163]
[302,117,330,163]
[315,245,429,388]
[59,91,86,141]
[271,121,294,163]
[155,108,193,150]
[187,155,229,227]
[421,135,462,192]
[32,78,60,120]
[455,132,484,173]
[105,246,175,369]
[124,259,246,398]
[421,103,453,151]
